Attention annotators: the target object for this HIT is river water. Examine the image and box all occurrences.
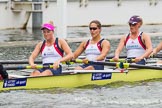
[0,25,162,108]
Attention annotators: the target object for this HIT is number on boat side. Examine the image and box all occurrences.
[91,73,112,81]
[3,78,27,88]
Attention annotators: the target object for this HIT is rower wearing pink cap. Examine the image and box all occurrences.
[29,21,73,76]
[113,15,153,65]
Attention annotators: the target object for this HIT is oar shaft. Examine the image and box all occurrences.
[0,60,74,65]
[72,59,162,70]
[106,58,135,63]
[106,55,127,59]
[151,54,162,58]
[0,60,42,64]
[4,65,53,70]
[128,64,162,70]
[106,54,162,59]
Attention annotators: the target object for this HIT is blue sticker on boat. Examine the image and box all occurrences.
[3,78,27,88]
[91,73,112,81]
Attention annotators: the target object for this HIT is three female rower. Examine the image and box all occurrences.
[73,20,110,70]
[113,15,153,65]
[29,21,73,76]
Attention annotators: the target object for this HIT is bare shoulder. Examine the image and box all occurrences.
[120,35,127,41]
[142,33,151,41]
[82,40,89,46]
[38,41,44,44]
[58,38,65,42]
[102,39,110,44]
[57,38,68,45]
[142,32,150,37]
[159,41,162,46]
[36,41,43,47]
[122,35,127,38]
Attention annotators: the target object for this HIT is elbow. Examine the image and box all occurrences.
[149,47,153,53]
[72,53,78,59]
[98,54,107,61]
[70,53,74,60]
[29,55,33,61]
[68,53,74,60]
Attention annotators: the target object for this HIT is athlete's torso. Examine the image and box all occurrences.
[125,32,146,58]
[85,38,104,61]
[40,38,64,64]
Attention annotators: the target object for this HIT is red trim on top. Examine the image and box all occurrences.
[97,39,104,52]
[97,42,102,52]
[54,43,63,57]
[138,36,146,50]
[124,35,130,46]
[40,42,45,54]
[84,40,90,49]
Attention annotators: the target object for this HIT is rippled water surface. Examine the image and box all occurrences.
[1,25,162,108]
[1,81,162,108]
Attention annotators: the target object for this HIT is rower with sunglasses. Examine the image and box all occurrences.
[113,15,153,65]
[73,20,110,70]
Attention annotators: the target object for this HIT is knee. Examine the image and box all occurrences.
[74,66,83,70]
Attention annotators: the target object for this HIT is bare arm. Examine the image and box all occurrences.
[153,41,162,55]
[59,38,73,62]
[113,36,126,59]
[29,42,42,65]
[73,41,86,59]
[140,33,153,59]
[96,40,110,61]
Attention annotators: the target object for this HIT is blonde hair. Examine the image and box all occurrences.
[49,21,54,26]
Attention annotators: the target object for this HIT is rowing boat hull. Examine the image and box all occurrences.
[0,69,162,91]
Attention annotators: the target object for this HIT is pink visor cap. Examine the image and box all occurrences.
[41,23,55,31]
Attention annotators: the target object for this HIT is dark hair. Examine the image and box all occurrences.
[89,20,102,29]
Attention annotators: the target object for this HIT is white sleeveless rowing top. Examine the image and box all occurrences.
[85,39,105,61]
[40,38,64,64]
[125,32,146,58]
[41,45,62,64]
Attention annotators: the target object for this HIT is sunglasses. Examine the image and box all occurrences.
[129,23,137,26]
[89,27,98,31]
